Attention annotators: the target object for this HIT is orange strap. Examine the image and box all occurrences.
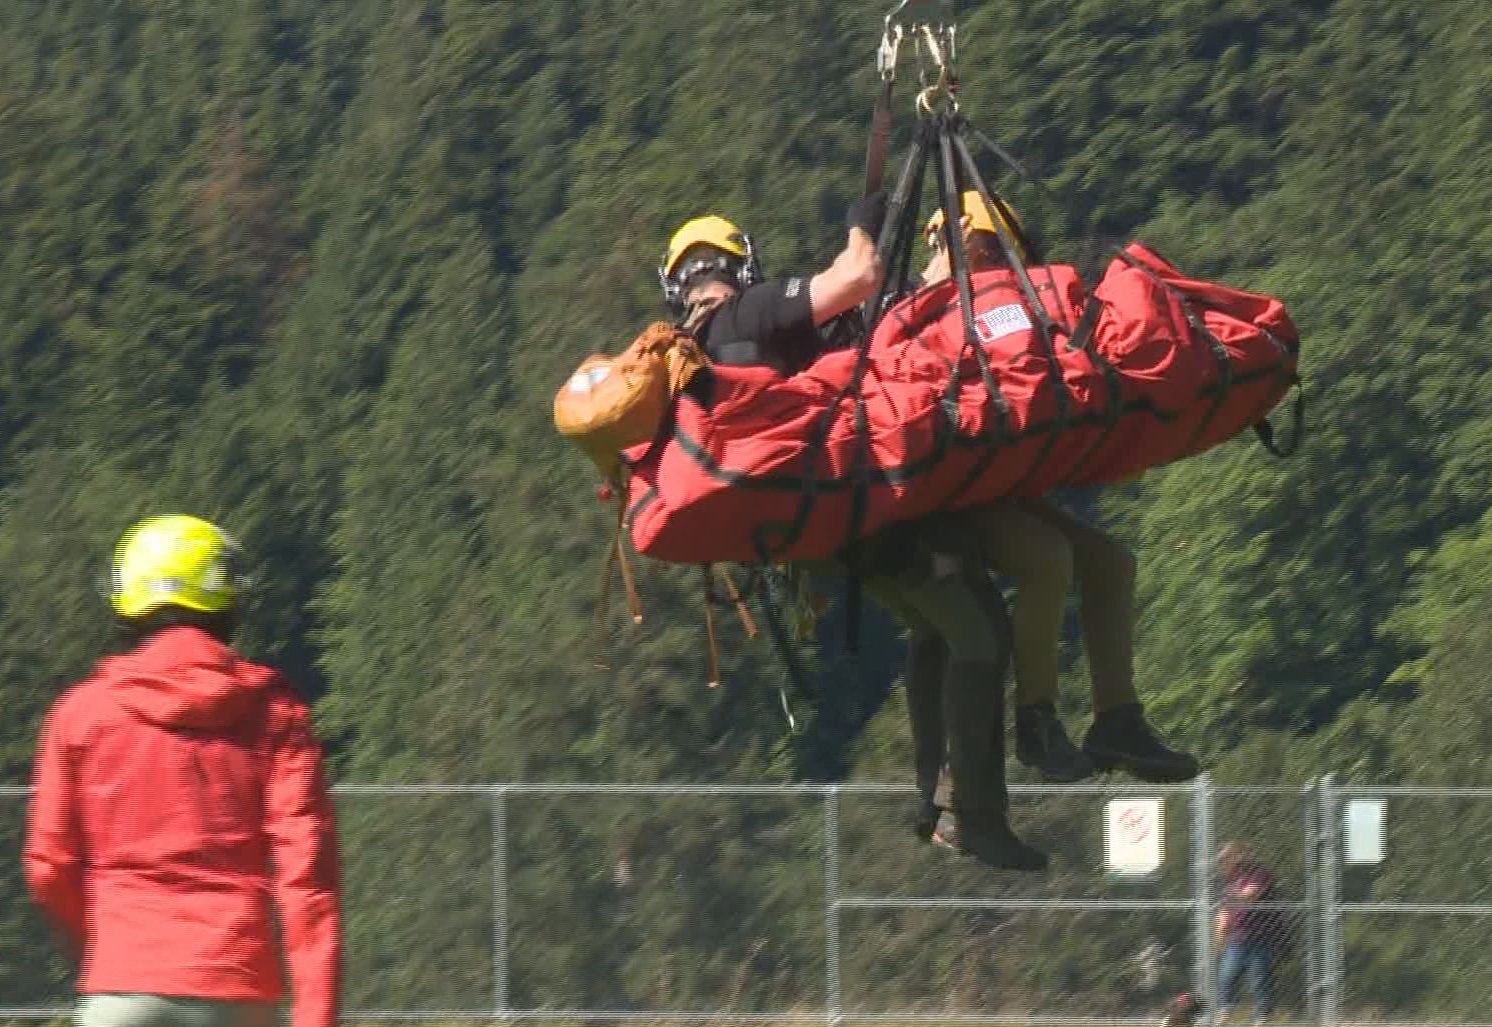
[715,565,758,639]
[701,565,720,688]
[596,476,643,636]
[617,511,642,626]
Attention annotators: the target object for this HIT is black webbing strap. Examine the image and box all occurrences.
[864,120,934,328]
[752,565,816,736]
[883,152,932,318]
[834,169,930,643]
[841,99,920,653]
[964,122,1042,191]
[954,120,1070,338]
[951,124,1060,348]
[963,119,1305,463]
[934,118,1007,430]
[950,129,1076,500]
[885,137,961,455]
[755,125,938,565]
[928,116,1032,508]
[1113,248,1241,460]
[842,375,874,654]
[963,119,1130,342]
[1067,293,1103,351]
[864,78,894,196]
[1255,376,1305,457]
[1114,247,1305,460]
[1251,322,1304,457]
[1055,293,1128,485]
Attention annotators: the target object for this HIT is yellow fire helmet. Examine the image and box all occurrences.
[658,214,763,313]
[110,514,245,619]
[924,189,1031,264]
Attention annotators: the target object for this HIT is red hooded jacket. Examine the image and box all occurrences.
[23,625,341,1027]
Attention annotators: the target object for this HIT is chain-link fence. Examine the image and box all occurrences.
[3,778,1490,1024]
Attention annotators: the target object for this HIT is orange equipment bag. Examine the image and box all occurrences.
[553,321,708,480]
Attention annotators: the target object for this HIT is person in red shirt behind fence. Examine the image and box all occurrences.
[1215,840,1283,1025]
[23,515,342,1027]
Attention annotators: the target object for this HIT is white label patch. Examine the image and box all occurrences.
[973,302,1033,343]
[567,365,612,394]
[783,277,804,299]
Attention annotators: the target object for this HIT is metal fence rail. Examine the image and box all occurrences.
[3,777,1489,1024]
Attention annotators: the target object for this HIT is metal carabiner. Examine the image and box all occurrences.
[920,23,958,79]
[920,23,946,70]
[877,21,904,82]
[913,22,959,116]
[884,0,948,31]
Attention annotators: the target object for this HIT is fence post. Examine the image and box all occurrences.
[1319,774,1342,1027]
[1302,778,1324,1024]
[492,785,511,1021]
[1190,773,1217,1022]
[824,784,843,1027]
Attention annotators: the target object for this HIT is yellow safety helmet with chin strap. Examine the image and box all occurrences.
[658,214,764,314]
[924,189,1032,264]
[110,514,246,619]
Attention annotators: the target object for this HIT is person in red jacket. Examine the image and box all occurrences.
[23,514,342,1027]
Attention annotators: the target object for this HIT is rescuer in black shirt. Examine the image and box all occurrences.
[656,199,1047,871]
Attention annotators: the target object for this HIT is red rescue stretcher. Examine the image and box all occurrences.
[623,242,1299,564]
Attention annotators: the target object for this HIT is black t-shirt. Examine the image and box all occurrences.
[698,276,820,375]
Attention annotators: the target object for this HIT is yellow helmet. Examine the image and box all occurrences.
[924,190,1031,264]
[110,515,244,619]
[658,214,763,312]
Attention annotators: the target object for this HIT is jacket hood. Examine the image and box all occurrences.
[101,625,278,730]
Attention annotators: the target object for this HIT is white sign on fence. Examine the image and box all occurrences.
[1344,797,1387,864]
[1104,796,1165,877]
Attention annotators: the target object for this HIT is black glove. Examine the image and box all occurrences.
[847,189,888,240]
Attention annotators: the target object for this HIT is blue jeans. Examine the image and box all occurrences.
[1218,939,1274,1019]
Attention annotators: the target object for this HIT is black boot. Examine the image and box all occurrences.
[1015,702,1096,782]
[1083,703,1200,783]
[954,808,1049,871]
[945,657,1048,872]
[912,797,942,841]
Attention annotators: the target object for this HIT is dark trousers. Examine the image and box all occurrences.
[860,517,1012,828]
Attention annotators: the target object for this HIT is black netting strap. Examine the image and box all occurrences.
[951,126,1059,348]
[865,121,936,327]
[1255,376,1305,457]
[1112,248,1242,460]
[751,565,817,736]
[1056,301,1128,486]
[756,123,938,565]
[864,77,895,196]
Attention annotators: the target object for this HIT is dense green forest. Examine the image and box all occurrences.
[3,0,1491,1019]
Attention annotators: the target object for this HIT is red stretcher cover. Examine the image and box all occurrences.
[622,242,1299,564]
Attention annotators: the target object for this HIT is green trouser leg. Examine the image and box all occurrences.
[937,568,1012,831]
[944,655,1008,828]
[876,553,1012,830]
[860,518,1046,869]
[977,498,1141,712]
[75,994,277,1027]
[903,627,948,815]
